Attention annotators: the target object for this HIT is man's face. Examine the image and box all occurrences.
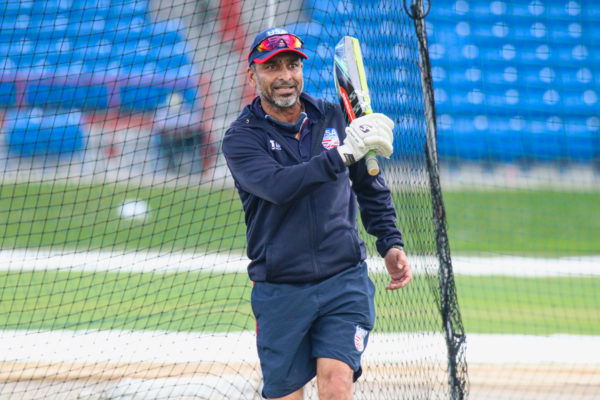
[249,53,304,109]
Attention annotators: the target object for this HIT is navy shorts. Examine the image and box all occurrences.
[251,262,376,399]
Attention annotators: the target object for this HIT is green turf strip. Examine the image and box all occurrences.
[1,183,598,255]
[1,270,598,335]
[443,189,600,256]
[0,182,246,251]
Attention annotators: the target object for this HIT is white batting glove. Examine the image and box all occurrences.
[336,113,394,166]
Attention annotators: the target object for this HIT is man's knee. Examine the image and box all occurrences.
[317,358,353,400]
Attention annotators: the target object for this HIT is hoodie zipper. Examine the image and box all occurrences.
[254,103,335,281]
[305,105,334,280]
[257,118,320,279]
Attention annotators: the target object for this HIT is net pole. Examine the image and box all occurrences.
[405,1,468,398]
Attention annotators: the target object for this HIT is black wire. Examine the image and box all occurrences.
[403,0,431,20]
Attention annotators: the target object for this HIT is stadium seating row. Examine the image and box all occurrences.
[0,0,194,112]
[0,0,148,16]
[0,43,188,66]
[0,0,197,156]
[427,1,599,161]
[4,107,84,156]
[432,0,599,21]
[432,65,599,88]
[306,0,600,22]
[300,0,599,162]
[0,15,184,44]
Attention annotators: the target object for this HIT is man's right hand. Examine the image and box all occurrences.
[336,113,394,166]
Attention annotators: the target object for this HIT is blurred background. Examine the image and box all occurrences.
[0,0,598,399]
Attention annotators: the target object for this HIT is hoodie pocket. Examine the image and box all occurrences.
[265,242,313,282]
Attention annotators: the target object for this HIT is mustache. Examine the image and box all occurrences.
[272,80,297,89]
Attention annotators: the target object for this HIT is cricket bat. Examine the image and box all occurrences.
[333,36,379,176]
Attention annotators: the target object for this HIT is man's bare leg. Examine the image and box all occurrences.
[317,358,353,400]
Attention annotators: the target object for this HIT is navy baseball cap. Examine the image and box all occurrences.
[248,28,308,65]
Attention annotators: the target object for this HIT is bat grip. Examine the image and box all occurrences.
[365,150,379,176]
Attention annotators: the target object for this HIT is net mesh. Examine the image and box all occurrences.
[427,1,600,399]
[0,0,468,399]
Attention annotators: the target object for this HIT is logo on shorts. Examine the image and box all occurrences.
[354,325,369,352]
[322,128,340,150]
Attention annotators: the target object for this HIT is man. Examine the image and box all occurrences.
[222,27,412,400]
[152,92,204,174]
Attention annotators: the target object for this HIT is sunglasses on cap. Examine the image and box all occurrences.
[254,34,304,53]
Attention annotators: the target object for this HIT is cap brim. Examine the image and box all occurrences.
[250,48,308,64]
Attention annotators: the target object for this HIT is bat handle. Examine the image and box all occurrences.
[365,150,379,176]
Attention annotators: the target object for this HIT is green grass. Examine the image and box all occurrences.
[0,270,255,332]
[1,182,598,255]
[1,182,599,335]
[454,275,600,335]
[1,270,598,335]
[0,182,246,251]
[443,189,600,256]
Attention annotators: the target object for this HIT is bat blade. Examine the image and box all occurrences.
[333,36,379,176]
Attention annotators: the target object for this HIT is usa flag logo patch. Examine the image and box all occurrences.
[322,128,340,150]
[354,325,368,352]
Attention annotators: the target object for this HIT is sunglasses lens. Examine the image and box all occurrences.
[256,34,303,53]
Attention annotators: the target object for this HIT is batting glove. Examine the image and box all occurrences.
[336,113,394,166]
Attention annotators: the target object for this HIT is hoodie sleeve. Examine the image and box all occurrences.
[327,101,404,257]
[223,126,347,206]
[349,157,404,257]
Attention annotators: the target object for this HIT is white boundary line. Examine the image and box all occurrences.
[0,250,598,276]
[1,330,599,365]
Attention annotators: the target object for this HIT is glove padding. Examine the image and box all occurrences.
[336,113,394,166]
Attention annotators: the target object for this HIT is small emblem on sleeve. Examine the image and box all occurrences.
[322,128,340,150]
[354,325,369,352]
[269,139,282,151]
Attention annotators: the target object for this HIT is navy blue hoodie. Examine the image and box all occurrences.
[222,93,403,283]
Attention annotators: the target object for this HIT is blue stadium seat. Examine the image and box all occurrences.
[0,57,17,73]
[283,21,324,39]
[71,0,112,14]
[10,38,36,66]
[40,109,86,154]
[26,81,109,109]
[156,42,189,69]
[104,16,150,41]
[304,0,350,23]
[0,81,16,106]
[563,117,599,160]
[112,39,159,66]
[119,85,170,111]
[109,0,148,17]
[73,38,113,63]
[66,16,107,40]
[5,108,85,156]
[30,14,70,37]
[150,19,185,45]
[0,0,34,15]
[0,14,30,40]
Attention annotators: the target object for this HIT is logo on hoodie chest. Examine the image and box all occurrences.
[322,128,340,150]
[269,139,282,151]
